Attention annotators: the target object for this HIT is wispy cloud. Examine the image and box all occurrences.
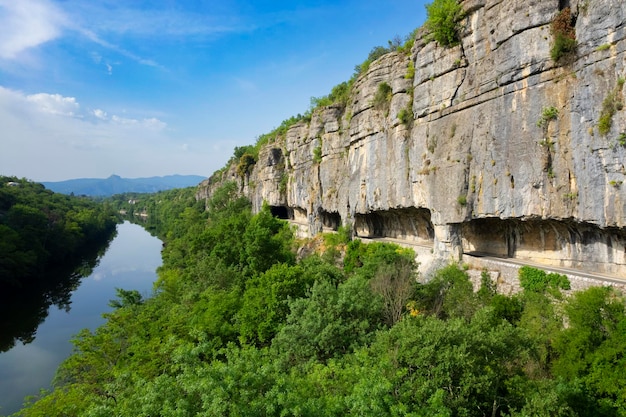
[0,0,166,69]
[66,2,249,38]
[78,27,162,68]
[0,0,67,59]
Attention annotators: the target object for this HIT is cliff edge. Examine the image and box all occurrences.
[199,0,626,276]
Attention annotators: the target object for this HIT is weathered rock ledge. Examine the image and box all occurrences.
[199,0,626,277]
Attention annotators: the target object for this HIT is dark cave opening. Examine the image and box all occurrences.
[320,210,341,231]
[270,205,293,220]
[461,217,626,274]
[354,208,434,244]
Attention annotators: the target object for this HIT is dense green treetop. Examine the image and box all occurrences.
[11,178,626,416]
[0,176,119,286]
[0,176,119,352]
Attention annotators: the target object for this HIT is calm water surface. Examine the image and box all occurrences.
[0,222,162,415]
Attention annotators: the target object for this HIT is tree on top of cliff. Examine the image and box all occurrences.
[425,0,464,47]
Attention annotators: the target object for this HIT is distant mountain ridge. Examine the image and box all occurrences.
[42,174,206,196]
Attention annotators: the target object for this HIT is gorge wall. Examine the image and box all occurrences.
[198,0,626,277]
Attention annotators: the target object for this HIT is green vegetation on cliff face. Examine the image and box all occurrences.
[210,24,419,182]
[425,0,464,47]
[12,182,626,416]
[0,176,119,352]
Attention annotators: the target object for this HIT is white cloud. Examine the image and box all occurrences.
[0,0,67,59]
[26,92,80,116]
[92,109,107,120]
[111,115,166,130]
[0,86,176,181]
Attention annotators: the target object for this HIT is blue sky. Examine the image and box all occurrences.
[0,0,428,181]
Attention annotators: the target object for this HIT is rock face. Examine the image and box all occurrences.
[199,0,626,276]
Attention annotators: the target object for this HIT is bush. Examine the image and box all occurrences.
[313,145,322,163]
[536,106,559,128]
[550,8,577,63]
[372,82,393,112]
[519,266,570,294]
[398,108,412,126]
[598,82,624,136]
[355,46,391,77]
[236,153,257,178]
[425,0,464,47]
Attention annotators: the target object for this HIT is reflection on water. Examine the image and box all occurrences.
[0,222,162,415]
[0,232,115,353]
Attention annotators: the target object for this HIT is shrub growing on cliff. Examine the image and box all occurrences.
[550,7,577,64]
[425,0,464,47]
[236,153,257,178]
[536,106,559,128]
[598,79,625,136]
[372,82,393,114]
[313,145,322,163]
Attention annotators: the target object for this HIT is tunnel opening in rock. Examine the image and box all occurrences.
[461,218,626,275]
[270,205,293,220]
[320,210,341,231]
[354,208,434,245]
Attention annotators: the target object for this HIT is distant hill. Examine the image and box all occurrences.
[42,174,206,196]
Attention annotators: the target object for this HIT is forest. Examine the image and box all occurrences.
[0,176,119,352]
[10,181,626,416]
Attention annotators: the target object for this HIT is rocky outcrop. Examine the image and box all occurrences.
[199,0,626,276]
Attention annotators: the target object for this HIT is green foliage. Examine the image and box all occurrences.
[519,265,570,294]
[233,144,256,160]
[273,274,383,364]
[550,8,577,63]
[255,113,308,149]
[0,177,119,351]
[398,28,419,55]
[425,0,464,47]
[343,239,415,277]
[405,61,415,80]
[363,309,534,415]
[236,152,257,178]
[553,287,625,378]
[457,194,467,206]
[398,107,413,126]
[240,203,295,275]
[278,172,289,195]
[416,264,479,320]
[313,144,323,163]
[372,82,393,112]
[16,171,626,416]
[322,225,352,247]
[311,81,352,109]
[237,263,314,345]
[537,106,559,127]
[370,255,418,326]
[598,79,625,136]
[355,45,391,76]
[108,288,143,309]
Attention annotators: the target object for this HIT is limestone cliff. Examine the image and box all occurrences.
[199,0,626,276]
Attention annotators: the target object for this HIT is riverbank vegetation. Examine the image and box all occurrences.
[10,181,626,416]
[0,176,119,352]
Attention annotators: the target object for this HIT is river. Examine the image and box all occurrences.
[0,222,162,415]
